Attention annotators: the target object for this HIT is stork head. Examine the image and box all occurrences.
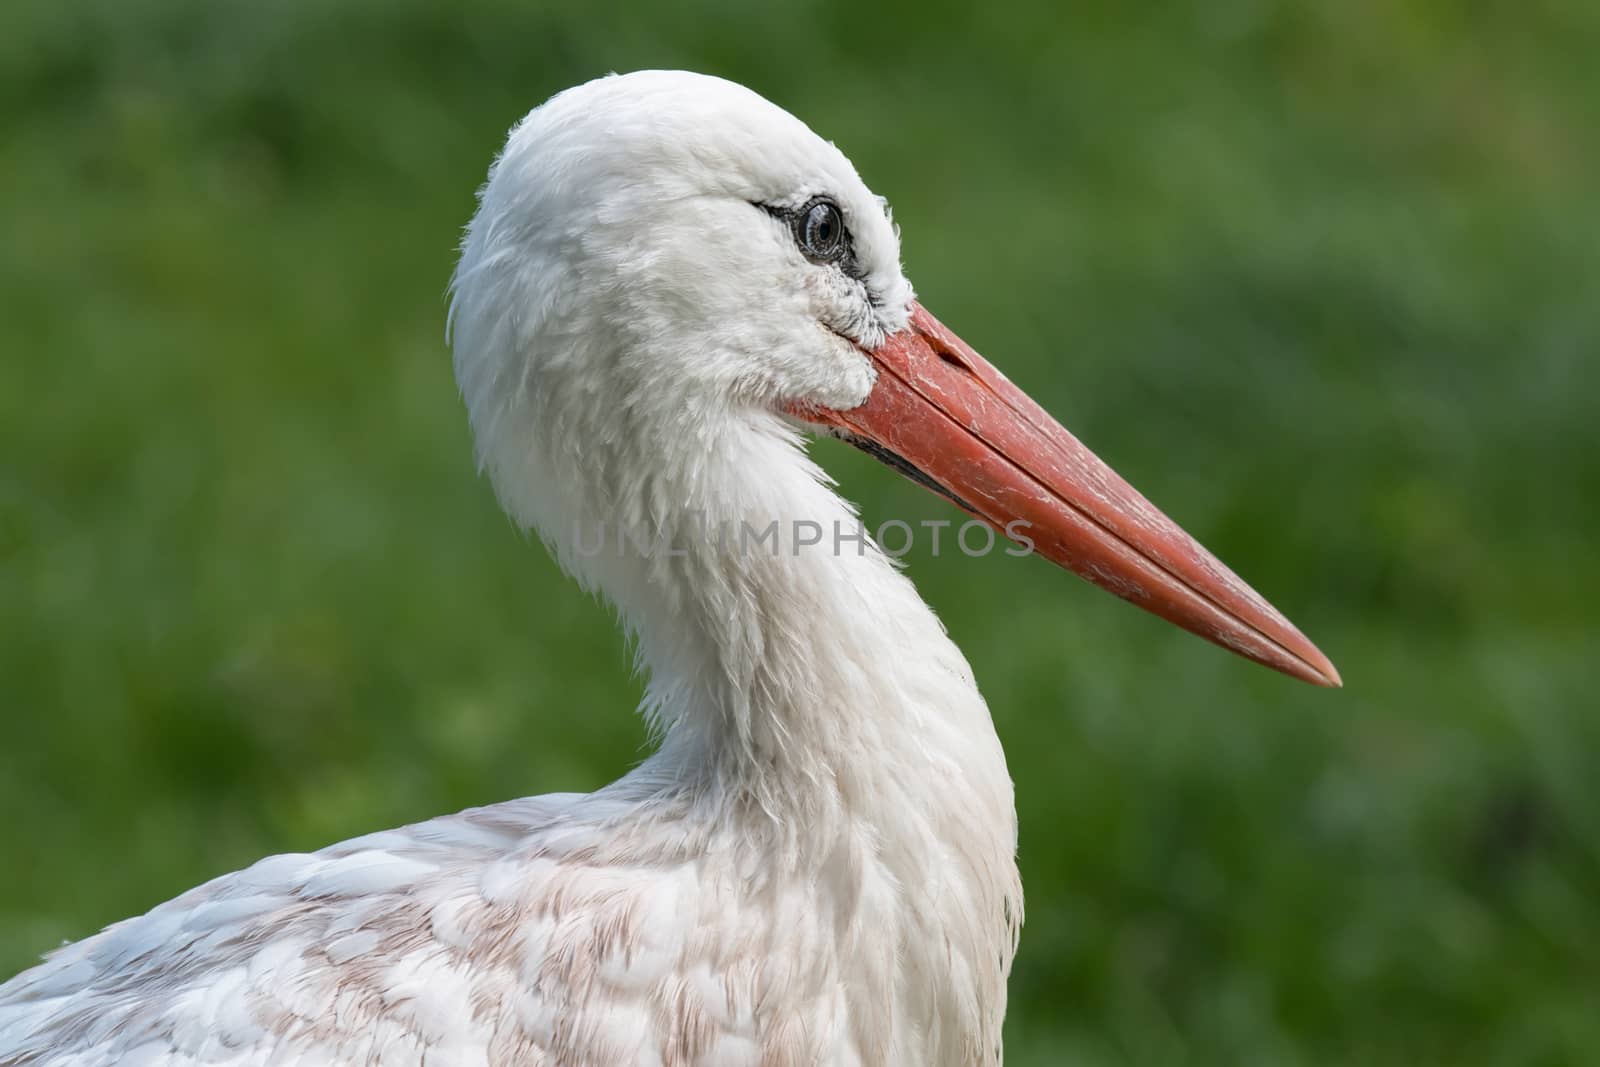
[450,70,1340,689]
[451,71,906,435]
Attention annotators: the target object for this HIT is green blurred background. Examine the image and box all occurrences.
[3,1,1597,1062]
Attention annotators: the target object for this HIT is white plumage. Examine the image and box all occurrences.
[0,70,1335,1066]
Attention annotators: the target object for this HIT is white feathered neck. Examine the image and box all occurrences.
[447,70,1024,1058]
[454,237,1025,1060]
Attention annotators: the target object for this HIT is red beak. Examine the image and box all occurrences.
[790,302,1341,688]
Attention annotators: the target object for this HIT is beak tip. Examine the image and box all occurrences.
[1298,645,1343,689]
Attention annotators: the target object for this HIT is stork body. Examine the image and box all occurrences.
[0,71,1334,1065]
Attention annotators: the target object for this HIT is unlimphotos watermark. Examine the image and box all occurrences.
[570,514,1035,560]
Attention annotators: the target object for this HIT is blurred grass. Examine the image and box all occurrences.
[2,0,1598,1063]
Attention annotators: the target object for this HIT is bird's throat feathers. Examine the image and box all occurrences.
[552,404,1008,822]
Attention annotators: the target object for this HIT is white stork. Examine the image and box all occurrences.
[0,70,1338,1065]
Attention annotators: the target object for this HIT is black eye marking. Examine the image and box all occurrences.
[757,196,863,278]
[797,197,845,263]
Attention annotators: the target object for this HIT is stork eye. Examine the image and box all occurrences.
[796,198,846,263]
